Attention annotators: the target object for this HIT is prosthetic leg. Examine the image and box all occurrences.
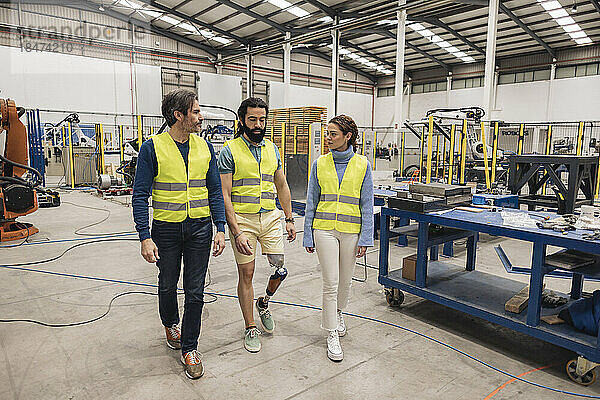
[255,254,287,333]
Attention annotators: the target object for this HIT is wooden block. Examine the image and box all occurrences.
[402,254,417,281]
[505,285,530,313]
[541,315,565,325]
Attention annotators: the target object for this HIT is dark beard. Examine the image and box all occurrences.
[243,124,266,143]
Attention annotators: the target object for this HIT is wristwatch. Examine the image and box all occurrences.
[285,217,295,223]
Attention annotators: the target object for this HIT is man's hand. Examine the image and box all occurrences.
[305,247,315,253]
[356,246,367,258]
[212,231,226,257]
[141,238,160,263]
[285,221,296,242]
[234,232,253,255]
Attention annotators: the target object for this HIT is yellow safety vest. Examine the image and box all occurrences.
[226,136,278,213]
[151,132,211,222]
[313,152,367,234]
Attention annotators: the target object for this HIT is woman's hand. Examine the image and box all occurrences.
[305,247,315,253]
[356,246,367,258]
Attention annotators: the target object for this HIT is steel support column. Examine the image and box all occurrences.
[331,16,340,116]
[483,0,499,118]
[246,44,253,98]
[394,4,407,172]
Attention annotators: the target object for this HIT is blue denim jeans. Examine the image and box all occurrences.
[151,216,212,354]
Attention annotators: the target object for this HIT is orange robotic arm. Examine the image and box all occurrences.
[0,98,40,241]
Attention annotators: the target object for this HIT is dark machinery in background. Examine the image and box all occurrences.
[97,104,236,192]
[403,107,509,188]
[0,99,45,241]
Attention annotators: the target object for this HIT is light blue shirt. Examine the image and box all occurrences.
[303,146,374,248]
[217,134,282,213]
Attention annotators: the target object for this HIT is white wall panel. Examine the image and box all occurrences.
[197,71,242,116]
[268,81,373,126]
[2,46,160,115]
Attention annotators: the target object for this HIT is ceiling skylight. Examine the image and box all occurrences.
[326,44,390,74]
[117,0,232,45]
[407,22,474,63]
[537,0,593,45]
[267,0,309,18]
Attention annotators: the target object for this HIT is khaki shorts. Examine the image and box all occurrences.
[230,209,285,264]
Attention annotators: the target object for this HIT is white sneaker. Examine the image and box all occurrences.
[327,330,343,362]
[337,310,346,337]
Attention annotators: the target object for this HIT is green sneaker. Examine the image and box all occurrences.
[244,327,261,353]
[256,297,275,334]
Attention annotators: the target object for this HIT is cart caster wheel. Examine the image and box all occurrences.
[385,288,404,307]
[566,359,597,386]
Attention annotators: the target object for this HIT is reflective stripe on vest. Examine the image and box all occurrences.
[151,132,211,222]
[313,152,367,234]
[226,136,278,213]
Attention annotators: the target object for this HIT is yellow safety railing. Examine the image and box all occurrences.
[459,119,467,185]
[491,121,499,184]
[400,131,405,177]
[68,122,75,189]
[426,116,434,184]
[447,124,456,185]
[480,121,490,190]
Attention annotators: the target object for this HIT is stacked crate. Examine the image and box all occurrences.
[268,106,327,155]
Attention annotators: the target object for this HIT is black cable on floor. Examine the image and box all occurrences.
[62,201,136,236]
[0,289,217,328]
[0,238,138,267]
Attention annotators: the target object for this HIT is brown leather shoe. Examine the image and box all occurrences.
[181,350,204,379]
[165,325,181,350]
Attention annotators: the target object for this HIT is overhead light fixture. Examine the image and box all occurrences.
[267,0,310,18]
[407,21,473,63]
[139,9,162,18]
[556,16,576,25]
[569,30,587,38]
[549,8,568,18]
[160,15,180,25]
[562,23,582,32]
[408,23,425,31]
[318,16,333,23]
[118,0,142,9]
[538,0,592,45]
[461,56,475,63]
[541,1,562,10]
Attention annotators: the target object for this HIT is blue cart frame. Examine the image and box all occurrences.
[378,207,600,369]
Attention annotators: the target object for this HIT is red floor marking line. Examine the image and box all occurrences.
[483,365,553,400]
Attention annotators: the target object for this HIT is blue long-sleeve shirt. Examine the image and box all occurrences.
[303,146,374,248]
[132,136,226,241]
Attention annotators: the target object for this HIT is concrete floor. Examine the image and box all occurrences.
[2,189,600,399]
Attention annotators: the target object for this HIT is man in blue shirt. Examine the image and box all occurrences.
[132,89,226,379]
[218,98,296,353]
